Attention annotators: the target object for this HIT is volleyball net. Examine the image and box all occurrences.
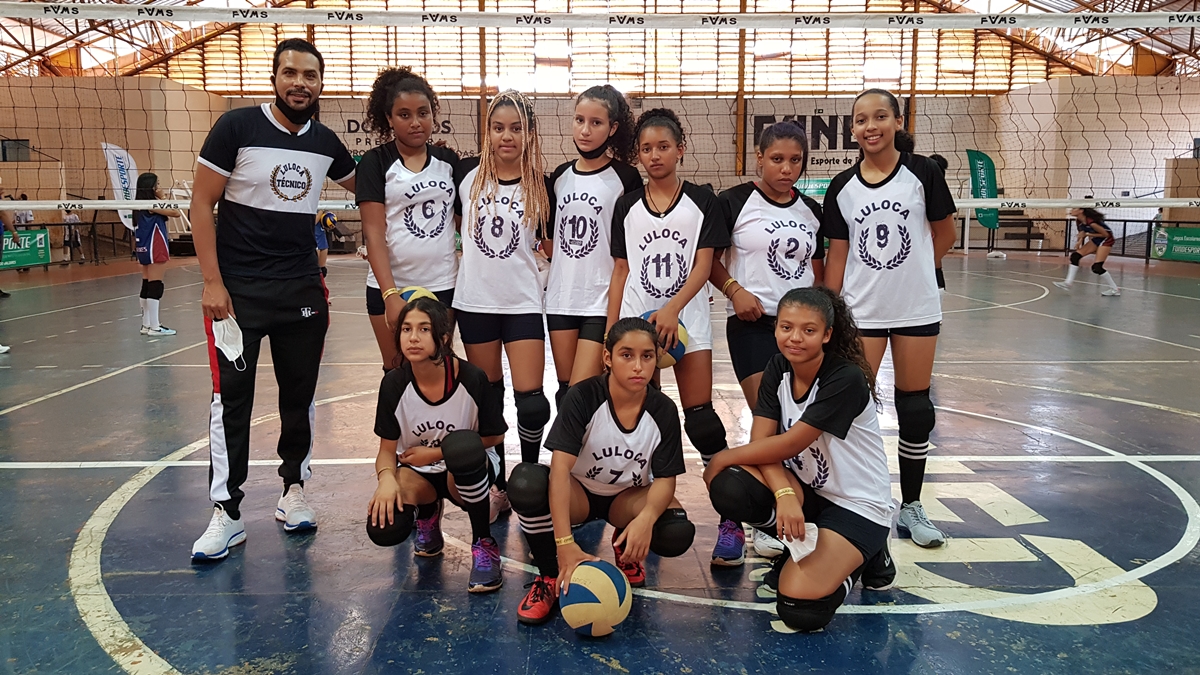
[2,1,1200,259]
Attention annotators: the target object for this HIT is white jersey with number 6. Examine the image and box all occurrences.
[822,153,956,329]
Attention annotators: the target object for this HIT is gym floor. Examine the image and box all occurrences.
[1,253,1198,675]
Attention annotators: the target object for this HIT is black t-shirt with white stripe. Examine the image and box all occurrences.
[373,358,507,475]
[545,375,685,497]
[198,103,356,280]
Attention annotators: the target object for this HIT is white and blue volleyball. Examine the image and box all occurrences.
[559,560,633,637]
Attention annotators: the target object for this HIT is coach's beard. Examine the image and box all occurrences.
[274,94,320,125]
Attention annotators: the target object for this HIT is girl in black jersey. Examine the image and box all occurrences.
[704,287,893,633]
[823,89,958,549]
[367,297,508,593]
[453,90,554,521]
[710,121,825,410]
[546,86,643,406]
[358,67,460,370]
[607,109,739,566]
[507,317,695,625]
[1055,208,1121,296]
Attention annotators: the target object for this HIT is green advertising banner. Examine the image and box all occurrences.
[1152,226,1200,262]
[794,177,832,199]
[965,149,1000,230]
[0,229,52,270]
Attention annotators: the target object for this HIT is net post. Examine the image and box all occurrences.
[907,2,919,135]
[478,0,487,151]
[734,0,748,176]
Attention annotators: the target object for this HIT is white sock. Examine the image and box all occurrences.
[140,297,146,317]
[1099,271,1119,291]
[1062,265,1078,285]
[145,298,160,330]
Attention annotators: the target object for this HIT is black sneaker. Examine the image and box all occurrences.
[862,543,896,591]
[760,553,789,597]
[0,289,9,298]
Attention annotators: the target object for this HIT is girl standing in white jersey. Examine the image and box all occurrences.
[357,67,460,371]
[822,88,957,549]
[545,86,643,407]
[608,108,739,566]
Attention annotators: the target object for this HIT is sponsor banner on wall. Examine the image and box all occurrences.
[1152,226,1200,262]
[102,142,138,231]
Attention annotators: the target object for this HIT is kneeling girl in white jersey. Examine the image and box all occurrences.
[508,317,694,625]
[822,89,957,548]
[368,296,509,593]
[545,85,643,406]
[608,108,740,565]
[704,287,893,633]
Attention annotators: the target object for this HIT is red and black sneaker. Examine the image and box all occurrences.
[611,528,646,588]
[517,575,559,625]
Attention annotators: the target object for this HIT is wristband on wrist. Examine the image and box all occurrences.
[376,466,394,479]
[774,487,796,500]
[381,287,401,301]
[555,535,576,547]
[720,277,738,295]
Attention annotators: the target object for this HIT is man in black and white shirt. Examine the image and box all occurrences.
[189,39,356,561]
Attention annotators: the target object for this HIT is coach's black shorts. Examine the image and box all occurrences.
[858,321,941,339]
[455,310,544,344]
[546,314,606,343]
[365,286,454,316]
[726,314,778,382]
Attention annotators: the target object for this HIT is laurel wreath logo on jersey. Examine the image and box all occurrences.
[472,214,521,259]
[789,445,830,490]
[857,224,912,270]
[766,237,813,281]
[269,162,313,202]
[639,252,689,299]
[558,213,600,259]
[404,201,451,240]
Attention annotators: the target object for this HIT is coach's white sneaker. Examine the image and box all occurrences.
[191,506,246,561]
[753,528,785,558]
[276,484,318,532]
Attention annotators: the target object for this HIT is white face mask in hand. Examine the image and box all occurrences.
[210,317,246,372]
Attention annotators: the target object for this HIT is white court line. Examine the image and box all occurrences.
[0,282,203,323]
[935,372,1200,420]
[942,284,1049,314]
[0,342,204,417]
[329,310,368,316]
[8,454,1200,470]
[976,269,1200,302]
[139,362,384,368]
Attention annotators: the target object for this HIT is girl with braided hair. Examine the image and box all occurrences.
[357,66,460,372]
[822,88,957,550]
[545,85,643,407]
[607,107,738,566]
[703,287,893,634]
[453,90,554,524]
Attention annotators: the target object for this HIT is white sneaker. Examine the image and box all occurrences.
[191,506,246,561]
[753,528,785,558]
[0,344,9,354]
[489,485,511,524]
[1101,288,1121,297]
[1053,281,1071,290]
[898,501,945,548]
[145,325,177,336]
[275,484,318,532]
[139,325,150,335]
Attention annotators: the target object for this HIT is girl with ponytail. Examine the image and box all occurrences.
[701,287,894,634]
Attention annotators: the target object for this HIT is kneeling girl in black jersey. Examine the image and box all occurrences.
[367,296,509,593]
[704,288,894,633]
[508,317,695,625]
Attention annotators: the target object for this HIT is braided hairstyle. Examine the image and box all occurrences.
[633,107,686,163]
[471,89,551,233]
[576,85,636,165]
[363,66,440,144]
[777,287,879,403]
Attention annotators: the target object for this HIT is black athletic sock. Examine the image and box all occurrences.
[527,530,559,578]
[554,380,570,408]
[451,465,493,542]
[899,457,926,506]
[224,505,241,521]
[416,501,439,520]
[140,278,149,299]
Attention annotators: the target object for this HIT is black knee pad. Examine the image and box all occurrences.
[506,462,550,515]
[684,403,728,459]
[555,380,571,409]
[139,278,149,299]
[1092,262,1106,275]
[777,582,849,633]
[366,505,415,547]
[650,508,695,558]
[1069,251,1082,266]
[440,429,486,475]
[515,389,551,429]
[894,388,935,444]
[708,466,774,524]
[147,280,165,300]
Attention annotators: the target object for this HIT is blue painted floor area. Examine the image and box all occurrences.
[2,255,1200,674]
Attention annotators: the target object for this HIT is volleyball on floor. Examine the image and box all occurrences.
[639,311,688,368]
[559,560,633,637]
[399,286,438,303]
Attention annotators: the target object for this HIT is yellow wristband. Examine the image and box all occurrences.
[555,535,576,547]
[721,277,738,295]
[774,487,796,500]
[381,287,401,301]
